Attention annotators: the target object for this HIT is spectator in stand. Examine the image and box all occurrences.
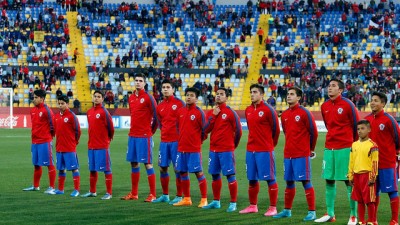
[267,95,276,108]
[56,88,63,97]
[257,27,264,45]
[67,89,73,99]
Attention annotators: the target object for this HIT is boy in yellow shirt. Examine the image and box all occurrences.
[348,120,379,225]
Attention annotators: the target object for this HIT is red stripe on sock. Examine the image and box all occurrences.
[131,172,140,196]
[105,173,112,195]
[48,165,56,188]
[284,187,296,209]
[212,179,222,200]
[390,196,399,223]
[358,202,366,224]
[73,175,80,191]
[176,177,182,196]
[228,181,238,203]
[249,182,259,205]
[160,176,169,195]
[268,183,278,206]
[33,166,42,188]
[90,172,98,193]
[305,187,316,211]
[148,173,156,196]
[58,176,66,191]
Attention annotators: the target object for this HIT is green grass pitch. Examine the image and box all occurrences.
[0,129,395,225]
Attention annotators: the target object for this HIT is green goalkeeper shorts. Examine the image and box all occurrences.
[322,147,351,181]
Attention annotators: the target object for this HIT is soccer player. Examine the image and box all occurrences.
[273,87,318,221]
[173,87,208,207]
[23,89,56,193]
[82,91,114,200]
[121,73,158,202]
[152,79,185,204]
[202,88,242,212]
[348,120,378,225]
[365,92,399,225]
[239,84,280,216]
[48,95,81,197]
[315,78,360,224]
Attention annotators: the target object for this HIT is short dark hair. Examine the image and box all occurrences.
[162,79,173,87]
[288,86,303,98]
[93,90,104,98]
[250,83,264,94]
[34,89,46,99]
[357,119,370,127]
[134,73,147,81]
[329,78,345,90]
[185,87,200,98]
[217,87,228,96]
[371,91,387,105]
[57,95,69,103]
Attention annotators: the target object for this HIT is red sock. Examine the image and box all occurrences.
[33,166,42,188]
[212,179,222,200]
[367,202,376,223]
[58,175,66,191]
[248,182,259,205]
[284,187,296,209]
[131,172,140,195]
[48,165,56,188]
[176,174,182,197]
[390,196,399,222]
[105,173,112,195]
[305,187,316,210]
[181,173,190,198]
[196,174,207,198]
[73,174,80,191]
[374,196,380,221]
[148,173,156,196]
[89,172,98,193]
[358,202,366,224]
[160,174,170,195]
[268,182,278,206]
[228,180,238,203]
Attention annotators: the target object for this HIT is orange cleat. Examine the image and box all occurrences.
[120,192,138,200]
[173,197,192,206]
[144,194,156,202]
[197,198,208,208]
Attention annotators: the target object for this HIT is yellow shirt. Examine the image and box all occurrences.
[348,139,378,181]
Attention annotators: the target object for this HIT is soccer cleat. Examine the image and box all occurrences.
[226,202,237,212]
[348,216,358,225]
[303,210,317,221]
[23,186,40,191]
[173,197,192,206]
[264,206,278,216]
[70,190,80,197]
[120,192,138,200]
[389,220,399,225]
[202,200,221,209]
[366,222,378,225]
[152,194,170,203]
[272,209,292,218]
[48,189,64,195]
[144,194,156,202]
[198,198,208,208]
[239,205,258,214]
[315,213,336,223]
[44,187,55,194]
[101,193,112,200]
[169,196,183,205]
[81,192,97,197]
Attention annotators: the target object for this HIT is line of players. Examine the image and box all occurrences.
[23,74,399,225]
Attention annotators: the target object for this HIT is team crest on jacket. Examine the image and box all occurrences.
[39,112,43,117]
[96,113,100,118]
[140,98,145,103]
[337,108,343,114]
[64,118,69,122]
[258,111,264,117]
[222,114,227,119]
[295,115,300,121]
[379,124,385,130]
[172,105,177,110]
[190,115,196,120]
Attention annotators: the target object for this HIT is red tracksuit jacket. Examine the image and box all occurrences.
[204,103,242,152]
[129,89,158,138]
[365,110,400,169]
[245,101,280,152]
[87,104,114,149]
[177,103,206,153]
[54,108,81,152]
[321,95,359,149]
[156,95,185,142]
[281,103,318,158]
[31,103,54,144]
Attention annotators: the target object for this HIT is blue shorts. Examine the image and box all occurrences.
[376,168,398,193]
[158,141,178,168]
[283,157,311,181]
[208,151,236,176]
[175,152,202,173]
[56,152,79,171]
[246,151,276,181]
[88,149,112,172]
[126,137,153,164]
[31,142,54,166]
